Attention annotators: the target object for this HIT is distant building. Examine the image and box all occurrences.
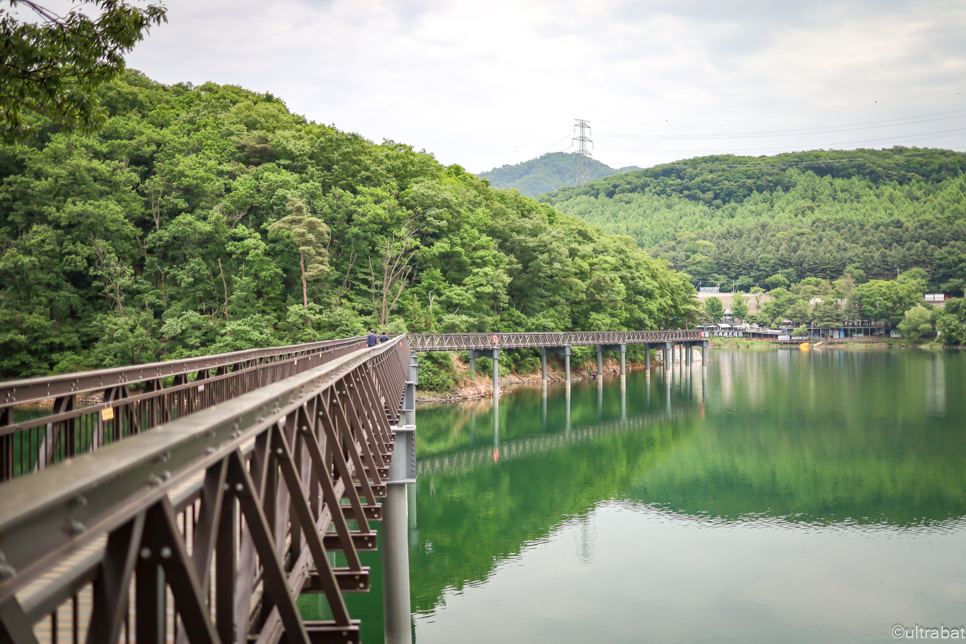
[723,308,734,323]
[924,294,948,307]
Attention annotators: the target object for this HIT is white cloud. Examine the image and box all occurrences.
[121,0,966,172]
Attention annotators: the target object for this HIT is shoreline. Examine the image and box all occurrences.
[416,357,685,404]
[415,340,965,404]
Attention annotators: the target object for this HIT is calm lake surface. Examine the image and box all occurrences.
[301,349,966,643]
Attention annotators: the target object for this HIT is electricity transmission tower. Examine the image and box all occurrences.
[572,119,593,186]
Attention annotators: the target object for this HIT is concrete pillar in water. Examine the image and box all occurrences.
[493,395,500,455]
[667,355,673,412]
[383,484,411,644]
[599,343,625,382]
[385,355,418,644]
[542,346,571,390]
[565,386,572,434]
[541,350,548,387]
[597,378,603,422]
[620,378,626,420]
[541,386,547,430]
[665,342,672,370]
[596,345,603,379]
[469,348,500,398]
[645,344,651,372]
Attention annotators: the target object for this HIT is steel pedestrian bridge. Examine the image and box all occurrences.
[0,330,702,644]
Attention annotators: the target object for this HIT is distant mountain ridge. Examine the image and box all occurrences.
[477,152,641,197]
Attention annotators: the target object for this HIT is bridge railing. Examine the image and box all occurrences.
[408,330,702,352]
[0,337,366,481]
[0,335,411,644]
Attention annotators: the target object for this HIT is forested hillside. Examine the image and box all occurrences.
[478,152,640,197]
[541,149,966,293]
[0,72,696,383]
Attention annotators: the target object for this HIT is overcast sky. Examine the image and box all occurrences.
[118,0,966,173]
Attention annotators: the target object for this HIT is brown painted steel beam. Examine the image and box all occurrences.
[0,336,411,644]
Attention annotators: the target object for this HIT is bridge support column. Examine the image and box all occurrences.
[469,349,500,398]
[542,346,571,390]
[665,342,672,370]
[541,351,548,387]
[646,344,651,373]
[385,356,418,644]
[596,346,603,379]
[469,353,476,382]
[598,343,626,383]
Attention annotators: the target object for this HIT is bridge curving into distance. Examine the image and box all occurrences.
[0,330,704,644]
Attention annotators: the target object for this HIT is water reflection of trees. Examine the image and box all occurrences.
[631,351,966,527]
[409,351,966,615]
[411,414,698,614]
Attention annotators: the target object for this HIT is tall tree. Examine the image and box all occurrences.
[731,293,749,321]
[704,296,724,323]
[268,198,329,308]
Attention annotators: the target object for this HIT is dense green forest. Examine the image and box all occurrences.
[478,152,640,198]
[539,149,966,341]
[0,72,697,383]
[541,148,966,290]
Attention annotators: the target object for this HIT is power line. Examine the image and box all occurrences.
[595,107,966,141]
[593,126,966,155]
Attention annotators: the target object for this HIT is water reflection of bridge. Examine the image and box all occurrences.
[419,361,707,477]
[419,406,694,477]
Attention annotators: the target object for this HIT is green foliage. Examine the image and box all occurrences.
[478,152,641,198]
[704,296,724,323]
[937,299,966,346]
[897,305,936,341]
[731,293,749,321]
[0,0,167,142]
[791,325,808,337]
[856,278,923,325]
[541,149,966,292]
[0,73,696,380]
[416,352,456,392]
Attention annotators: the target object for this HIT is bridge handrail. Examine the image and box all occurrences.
[0,335,366,409]
[0,335,411,642]
[408,330,702,351]
[0,336,366,481]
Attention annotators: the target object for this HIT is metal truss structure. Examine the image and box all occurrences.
[0,337,365,481]
[408,330,702,352]
[0,337,411,644]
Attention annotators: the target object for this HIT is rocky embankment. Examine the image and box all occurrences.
[415,356,685,403]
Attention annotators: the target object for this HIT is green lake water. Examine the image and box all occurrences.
[301,349,966,643]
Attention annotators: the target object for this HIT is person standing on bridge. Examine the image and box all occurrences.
[379,330,390,344]
[367,329,378,347]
